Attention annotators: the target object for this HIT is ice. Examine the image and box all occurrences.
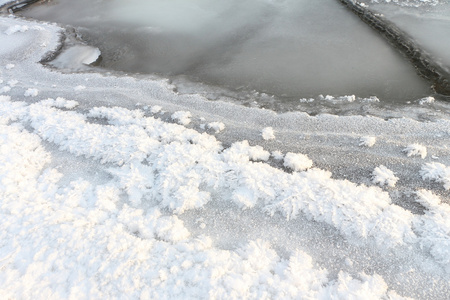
[0,10,450,299]
[48,45,101,70]
[21,0,432,104]
[366,0,450,67]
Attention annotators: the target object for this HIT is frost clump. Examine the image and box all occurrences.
[372,165,398,187]
[419,96,435,105]
[40,97,79,109]
[420,162,450,190]
[261,127,275,140]
[207,121,225,133]
[359,136,376,147]
[171,110,192,125]
[24,88,39,97]
[5,64,15,70]
[319,94,356,103]
[283,152,313,172]
[403,144,427,159]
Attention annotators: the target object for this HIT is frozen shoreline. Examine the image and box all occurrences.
[0,6,450,300]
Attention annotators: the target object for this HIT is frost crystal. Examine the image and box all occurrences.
[207,121,225,133]
[420,162,450,190]
[403,144,427,159]
[283,152,313,171]
[372,165,398,187]
[261,127,275,140]
[171,110,192,125]
[359,136,376,147]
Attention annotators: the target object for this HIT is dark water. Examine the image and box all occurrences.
[21,0,436,112]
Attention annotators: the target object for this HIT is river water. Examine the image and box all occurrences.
[19,0,450,114]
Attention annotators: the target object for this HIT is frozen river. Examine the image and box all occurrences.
[19,0,450,113]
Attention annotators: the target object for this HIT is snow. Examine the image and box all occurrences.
[372,165,399,187]
[0,12,449,299]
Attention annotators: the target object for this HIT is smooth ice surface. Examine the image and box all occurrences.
[21,0,433,107]
[365,0,450,68]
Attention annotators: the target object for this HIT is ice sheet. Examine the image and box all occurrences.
[21,0,433,105]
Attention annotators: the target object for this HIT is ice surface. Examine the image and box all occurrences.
[0,10,450,300]
[21,0,433,107]
[49,45,101,70]
[365,0,450,67]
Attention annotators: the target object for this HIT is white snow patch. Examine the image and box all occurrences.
[419,96,435,105]
[372,165,399,187]
[359,136,376,147]
[403,144,427,159]
[283,152,313,172]
[420,162,450,190]
[261,126,275,140]
[74,85,86,91]
[24,88,38,97]
[207,121,225,133]
[5,64,14,70]
[171,110,192,125]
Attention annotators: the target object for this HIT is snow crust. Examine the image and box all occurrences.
[0,14,449,299]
